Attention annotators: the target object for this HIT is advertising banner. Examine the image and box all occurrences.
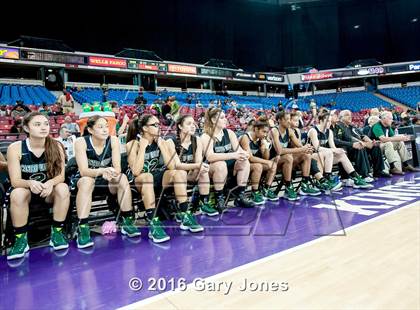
[408,63,420,71]
[89,56,127,68]
[0,47,19,59]
[356,67,385,76]
[265,74,285,82]
[301,72,333,81]
[168,64,197,74]
[234,72,256,80]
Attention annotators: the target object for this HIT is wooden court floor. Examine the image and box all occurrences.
[125,202,420,310]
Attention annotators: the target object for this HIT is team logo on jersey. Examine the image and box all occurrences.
[214,143,232,153]
[29,172,47,182]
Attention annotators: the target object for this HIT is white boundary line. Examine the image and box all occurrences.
[119,200,420,309]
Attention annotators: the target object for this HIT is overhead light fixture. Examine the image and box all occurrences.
[353,25,360,29]
[411,18,418,23]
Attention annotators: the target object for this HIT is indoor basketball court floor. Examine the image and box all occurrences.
[1,173,419,310]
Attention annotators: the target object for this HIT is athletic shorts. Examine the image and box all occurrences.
[4,187,51,209]
[70,172,110,195]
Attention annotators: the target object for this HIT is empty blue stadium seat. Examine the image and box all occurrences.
[0,84,56,105]
[379,86,420,109]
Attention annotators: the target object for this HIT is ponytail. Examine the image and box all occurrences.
[45,136,65,179]
[127,114,155,143]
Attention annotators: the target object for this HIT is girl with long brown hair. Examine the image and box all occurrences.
[6,112,70,260]
[72,116,139,249]
[172,114,218,217]
[200,108,254,211]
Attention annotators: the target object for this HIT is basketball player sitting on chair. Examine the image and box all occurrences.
[7,112,70,260]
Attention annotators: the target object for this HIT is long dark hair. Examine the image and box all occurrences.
[23,112,65,179]
[175,114,197,160]
[83,115,108,136]
[126,114,155,143]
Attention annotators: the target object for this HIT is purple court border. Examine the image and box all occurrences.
[0,173,419,309]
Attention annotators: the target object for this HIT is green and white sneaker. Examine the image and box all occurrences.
[199,200,219,217]
[49,227,69,250]
[251,191,265,205]
[299,181,322,196]
[261,187,279,201]
[77,224,94,249]
[283,185,299,201]
[7,233,29,260]
[121,216,141,237]
[180,211,204,233]
[175,212,183,223]
[352,175,373,189]
[149,217,170,243]
[314,179,330,192]
[328,177,342,191]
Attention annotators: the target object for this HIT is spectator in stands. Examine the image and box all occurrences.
[230,100,238,112]
[170,96,180,119]
[400,111,413,127]
[364,108,380,126]
[10,119,24,134]
[208,100,215,109]
[0,106,7,117]
[134,88,147,114]
[56,126,76,160]
[198,112,205,130]
[362,115,379,136]
[151,99,163,117]
[330,110,339,130]
[186,94,192,105]
[195,99,203,108]
[369,111,419,174]
[111,101,119,114]
[333,110,388,180]
[39,102,50,116]
[61,116,80,135]
[11,101,30,119]
[58,90,75,114]
[117,113,130,136]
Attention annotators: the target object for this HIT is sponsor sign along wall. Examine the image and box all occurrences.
[89,56,127,68]
[356,66,385,76]
[0,47,19,59]
[408,63,420,71]
[167,64,197,74]
[301,72,333,81]
[234,72,256,80]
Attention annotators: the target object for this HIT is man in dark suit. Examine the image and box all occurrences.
[333,110,390,179]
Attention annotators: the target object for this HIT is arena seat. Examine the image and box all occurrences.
[0,84,56,105]
[298,91,392,112]
[379,86,420,109]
